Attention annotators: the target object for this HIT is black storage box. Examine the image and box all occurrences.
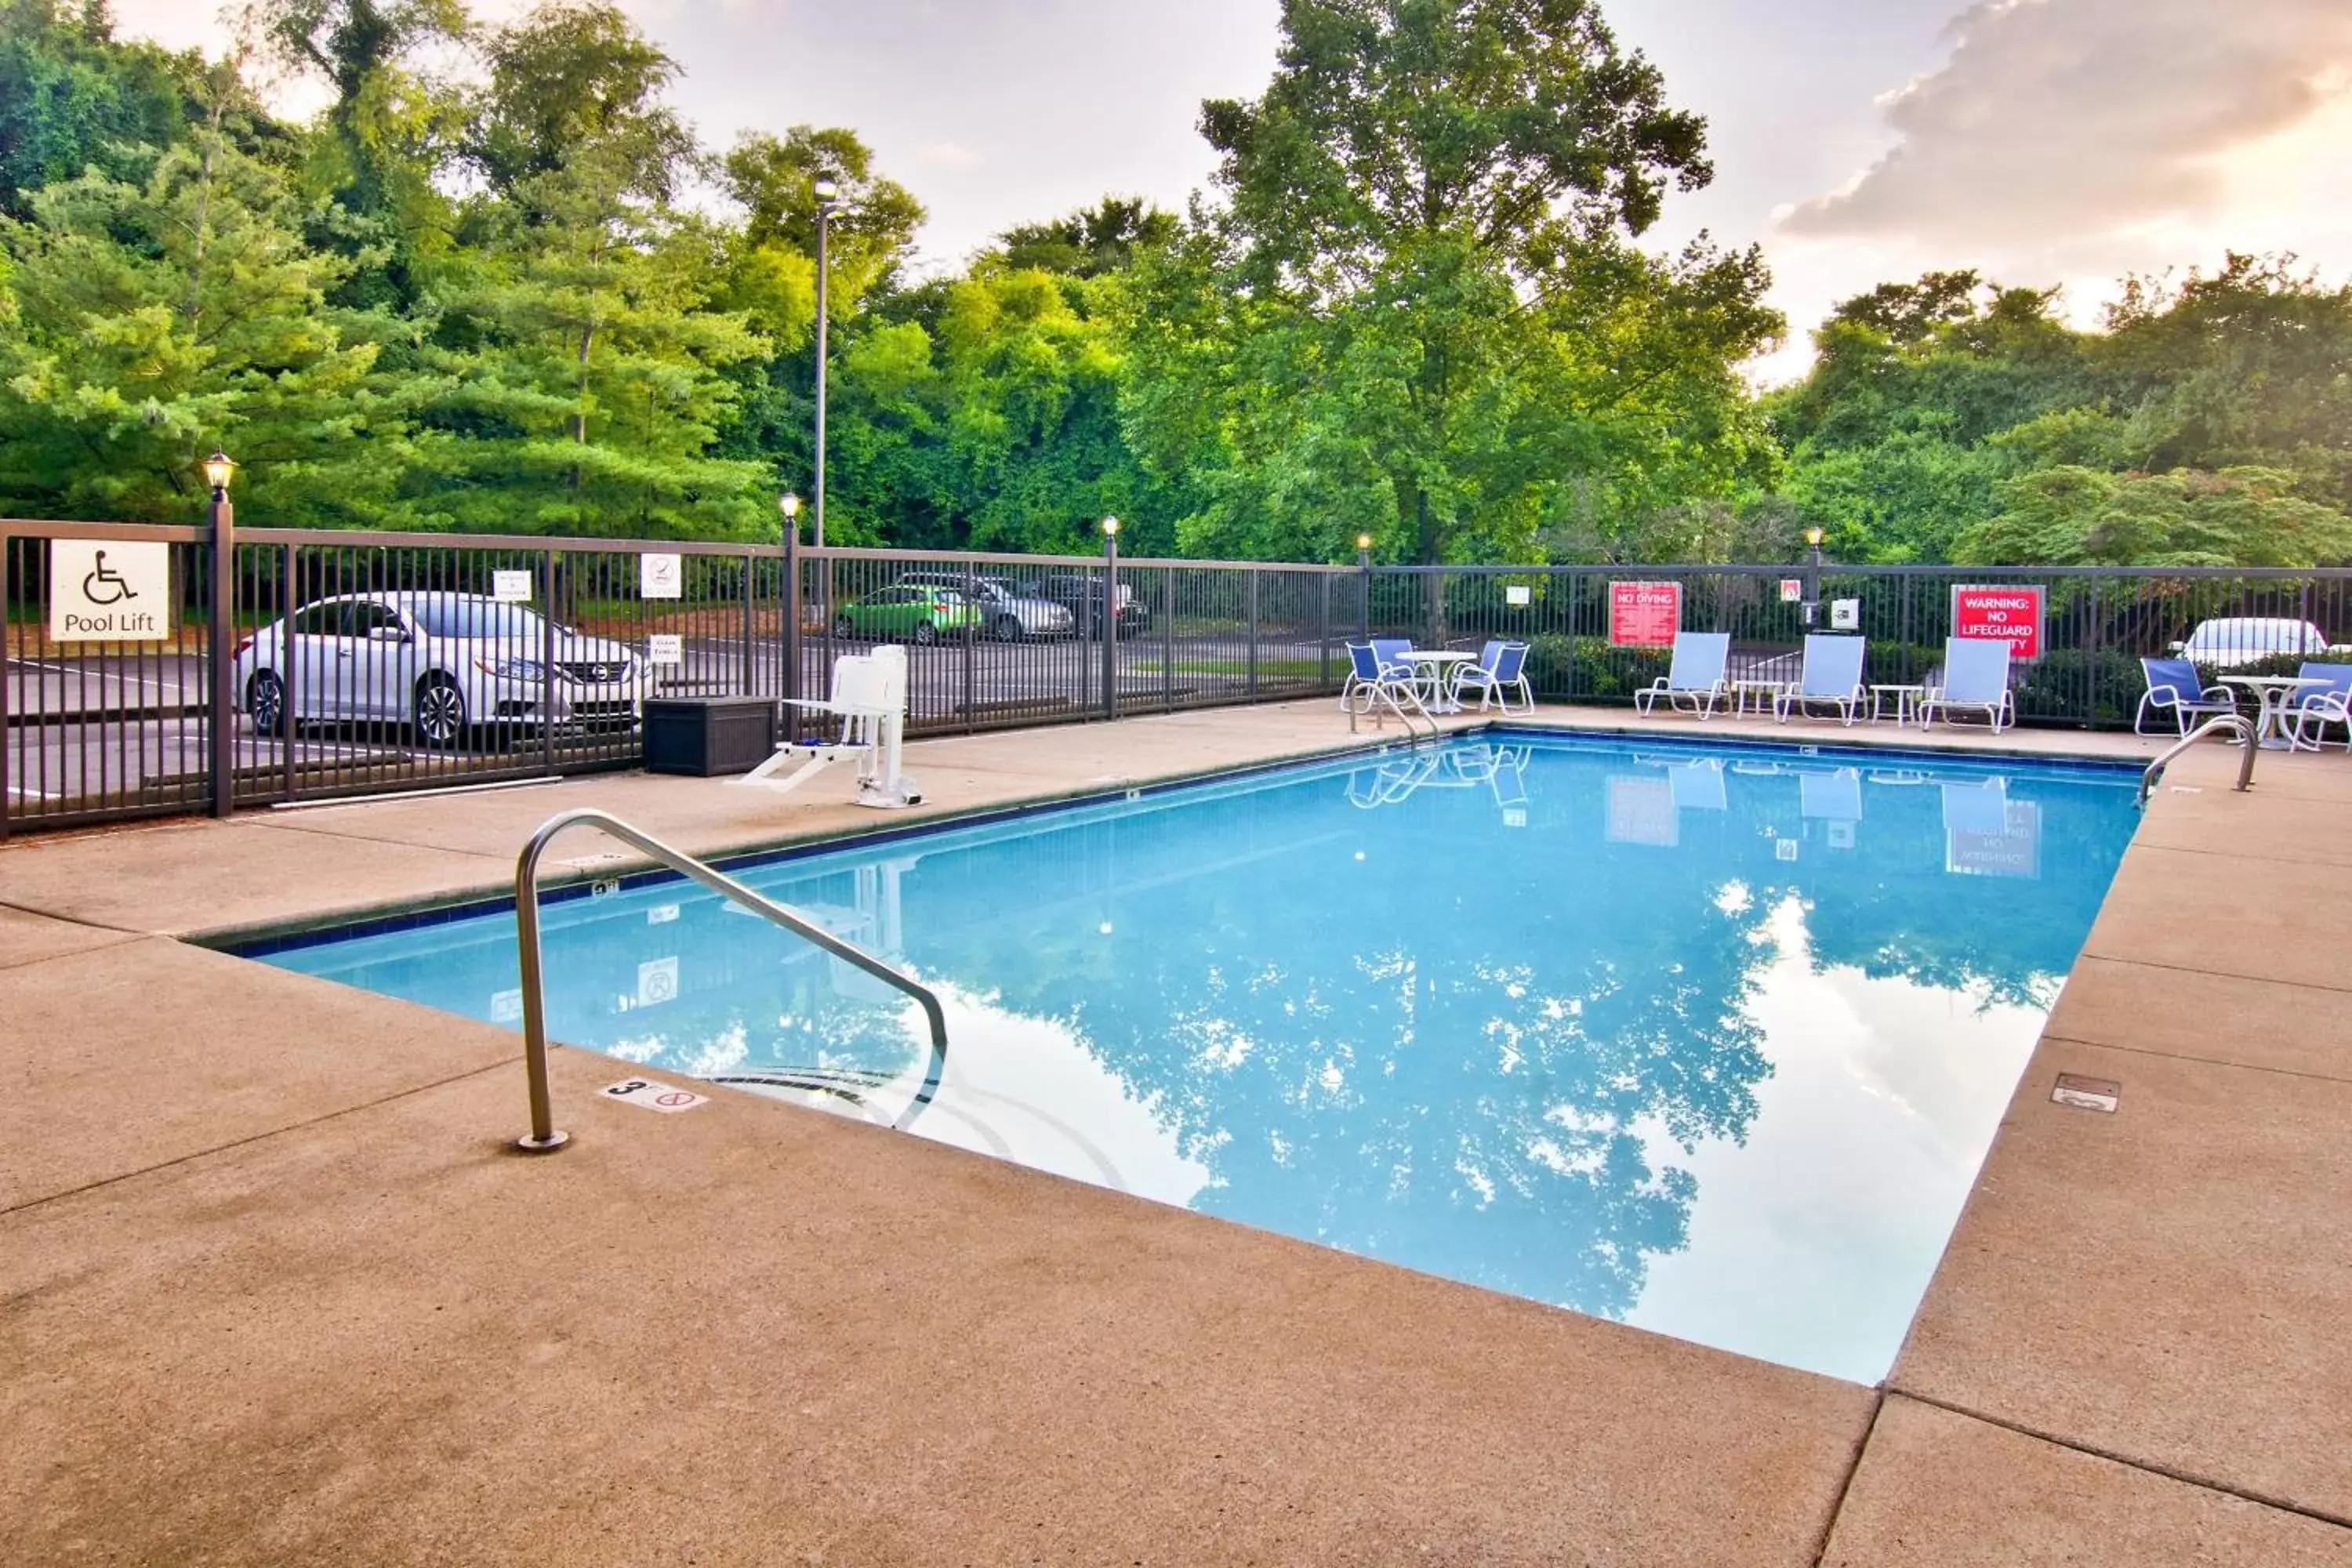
[642,695,779,777]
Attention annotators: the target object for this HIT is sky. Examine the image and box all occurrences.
[111,0,2352,382]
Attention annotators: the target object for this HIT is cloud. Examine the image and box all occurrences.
[914,141,982,171]
[1782,0,2352,247]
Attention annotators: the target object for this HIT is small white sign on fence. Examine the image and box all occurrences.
[1778,579,1803,604]
[49,539,171,641]
[646,633,684,666]
[1505,584,1532,607]
[1830,597,1860,630]
[492,568,533,603]
[641,553,682,600]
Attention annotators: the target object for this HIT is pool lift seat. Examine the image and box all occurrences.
[737,644,922,808]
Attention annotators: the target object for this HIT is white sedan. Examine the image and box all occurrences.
[232,591,651,747]
[2171,616,2342,670]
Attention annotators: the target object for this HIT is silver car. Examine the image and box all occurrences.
[888,572,1074,641]
[232,591,650,747]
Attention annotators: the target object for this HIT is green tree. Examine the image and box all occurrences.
[0,0,198,219]
[410,1,768,536]
[1125,0,1771,564]
[0,80,416,523]
[1955,465,2352,568]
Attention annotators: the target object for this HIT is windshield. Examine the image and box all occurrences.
[406,597,554,641]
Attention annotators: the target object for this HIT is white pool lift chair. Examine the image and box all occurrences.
[737,644,923,808]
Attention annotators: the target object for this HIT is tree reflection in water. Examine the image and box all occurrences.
[266,739,2136,1341]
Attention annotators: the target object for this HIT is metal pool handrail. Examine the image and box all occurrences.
[2140,714,2257,805]
[510,807,951,1152]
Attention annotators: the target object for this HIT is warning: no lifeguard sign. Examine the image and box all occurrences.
[1951,584,2046,661]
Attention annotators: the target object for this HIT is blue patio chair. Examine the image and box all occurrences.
[1632,632,1730,719]
[1774,634,1867,725]
[2287,662,2352,752]
[1450,639,1534,715]
[1919,637,2015,733]
[1343,641,1433,735]
[2134,657,2235,737]
[1341,636,1418,713]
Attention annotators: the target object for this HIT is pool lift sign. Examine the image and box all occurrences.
[49,539,171,641]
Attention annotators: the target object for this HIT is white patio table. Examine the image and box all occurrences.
[1403,650,1478,714]
[2216,673,2327,751]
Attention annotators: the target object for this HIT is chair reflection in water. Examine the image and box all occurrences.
[1347,742,1533,815]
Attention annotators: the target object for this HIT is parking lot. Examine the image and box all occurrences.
[2,629,1340,821]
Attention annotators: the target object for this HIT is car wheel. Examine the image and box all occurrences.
[913,622,939,646]
[245,670,285,735]
[994,615,1025,642]
[833,614,855,639]
[413,677,469,750]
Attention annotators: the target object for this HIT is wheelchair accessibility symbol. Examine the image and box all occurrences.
[49,538,169,642]
[82,550,140,605]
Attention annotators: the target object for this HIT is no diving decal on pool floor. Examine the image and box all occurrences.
[2052,1073,2122,1112]
[602,1077,708,1113]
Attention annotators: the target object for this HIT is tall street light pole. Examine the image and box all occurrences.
[812,177,838,549]
[1802,525,1825,628]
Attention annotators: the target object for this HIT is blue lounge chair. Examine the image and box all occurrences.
[1919,637,2015,733]
[1343,641,1433,735]
[1341,637,1417,713]
[2134,657,2236,737]
[1774,634,1867,725]
[2286,662,2352,751]
[1450,640,1533,715]
[1633,632,1730,719]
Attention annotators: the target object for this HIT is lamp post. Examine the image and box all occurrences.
[205,450,236,818]
[1101,516,1120,720]
[1356,532,1373,639]
[812,177,838,549]
[1802,524,1825,628]
[779,492,802,702]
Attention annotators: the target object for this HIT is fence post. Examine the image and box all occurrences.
[960,554,977,733]
[739,553,754,699]
[1318,572,1332,691]
[1161,567,1175,712]
[1247,570,1261,697]
[782,530,800,704]
[539,550,557,776]
[1102,519,1120,720]
[280,541,298,803]
[208,478,236,818]
[1,535,12,840]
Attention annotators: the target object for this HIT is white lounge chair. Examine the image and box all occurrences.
[1919,637,2014,733]
[736,644,922,808]
[1774,634,1867,725]
[1633,632,1730,719]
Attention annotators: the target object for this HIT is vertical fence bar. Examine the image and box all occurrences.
[1,533,11,841]
[782,532,800,705]
[1102,530,1120,721]
[539,549,557,777]
[208,491,235,817]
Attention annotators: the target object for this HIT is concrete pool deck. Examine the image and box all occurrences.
[3,701,2348,1563]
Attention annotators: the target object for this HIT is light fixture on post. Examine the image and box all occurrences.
[779,491,804,700]
[1802,525,1826,627]
[811,176,840,550]
[204,450,236,819]
[1356,533,1374,638]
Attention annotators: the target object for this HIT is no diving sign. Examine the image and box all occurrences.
[602,1077,708,1113]
[49,539,172,641]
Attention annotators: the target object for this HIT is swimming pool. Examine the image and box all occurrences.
[252,731,2140,1383]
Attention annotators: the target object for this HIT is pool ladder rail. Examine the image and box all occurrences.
[2138,713,2257,806]
[510,807,950,1152]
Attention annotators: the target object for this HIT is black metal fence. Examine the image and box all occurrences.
[1373,563,2352,726]
[11,516,2352,837]
[1,520,1361,835]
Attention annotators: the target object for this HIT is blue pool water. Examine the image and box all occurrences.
[254,733,2140,1383]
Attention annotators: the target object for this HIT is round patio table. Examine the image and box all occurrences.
[1403,650,1477,713]
[2217,673,2328,750]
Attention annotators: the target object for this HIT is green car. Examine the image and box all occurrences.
[833,585,983,644]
